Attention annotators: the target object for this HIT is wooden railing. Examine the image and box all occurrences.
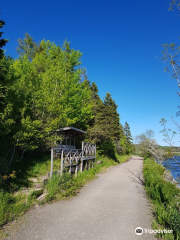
[82,141,96,159]
[50,142,96,177]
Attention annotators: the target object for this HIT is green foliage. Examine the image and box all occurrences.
[0,38,94,171]
[0,15,8,59]
[115,153,131,163]
[124,122,133,154]
[11,40,92,148]
[0,15,11,123]
[124,122,133,143]
[88,87,120,142]
[17,33,39,60]
[0,31,134,176]
[0,189,37,226]
[87,87,121,157]
[103,92,120,141]
[143,158,180,239]
[99,140,116,159]
[116,123,126,155]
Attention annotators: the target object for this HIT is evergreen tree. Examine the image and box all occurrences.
[87,90,120,157]
[88,90,120,143]
[17,33,39,60]
[0,15,11,114]
[0,15,8,59]
[87,82,107,143]
[103,92,120,141]
[124,122,133,154]
[116,123,126,155]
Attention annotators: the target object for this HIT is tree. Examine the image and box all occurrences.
[16,33,39,61]
[103,92,120,141]
[0,56,13,110]
[0,15,8,59]
[135,130,165,160]
[116,123,126,155]
[159,0,180,179]
[169,0,180,11]
[87,83,108,143]
[160,1,180,104]
[159,1,180,134]
[161,43,180,99]
[0,38,93,170]
[124,122,132,142]
[0,15,12,135]
[123,122,133,154]
[87,89,120,157]
[0,15,9,104]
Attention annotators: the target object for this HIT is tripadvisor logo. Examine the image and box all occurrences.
[135,227,173,235]
[135,227,143,235]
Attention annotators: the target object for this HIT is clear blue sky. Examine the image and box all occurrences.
[1,0,180,146]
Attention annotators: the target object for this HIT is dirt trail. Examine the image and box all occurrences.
[5,156,155,240]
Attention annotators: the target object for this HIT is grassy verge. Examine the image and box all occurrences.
[0,154,130,230]
[115,153,131,163]
[0,189,41,227]
[143,158,180,240]
[45,154,130,202]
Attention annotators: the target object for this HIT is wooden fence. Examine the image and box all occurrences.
[50,141,96,177]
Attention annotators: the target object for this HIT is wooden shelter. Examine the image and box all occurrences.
[50,127,96,177]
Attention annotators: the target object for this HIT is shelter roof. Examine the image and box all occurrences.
[56,127,86,136]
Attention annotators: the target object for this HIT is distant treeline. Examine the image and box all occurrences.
[159,146,180,152]
[0,20,133,172]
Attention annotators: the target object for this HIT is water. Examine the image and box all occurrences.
[162,155,180,184]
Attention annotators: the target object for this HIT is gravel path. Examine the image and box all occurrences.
[5,156,155,240]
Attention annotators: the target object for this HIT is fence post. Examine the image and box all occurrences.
[80,142,84,172]
[82,141,84,153]
[80,159,83,172]
[75,150,78,177]
[50,148,53,177]
[69,150,71,174]
[75,164,78,176]
[61,150,64,175]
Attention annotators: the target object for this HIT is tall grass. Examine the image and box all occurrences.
[143,158,180,240]
[0,189,40,227]
[45,155,124,201]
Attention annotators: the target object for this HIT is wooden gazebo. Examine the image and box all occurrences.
[50,127,96,177]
